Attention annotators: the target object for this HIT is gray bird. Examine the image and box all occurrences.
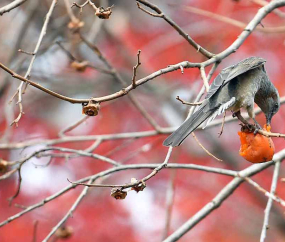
[163,57,280,147]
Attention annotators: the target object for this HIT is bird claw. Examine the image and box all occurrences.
[240,123,260,134]
[246,124,255,132]
[255,123,262,129]
[253,124,261,135]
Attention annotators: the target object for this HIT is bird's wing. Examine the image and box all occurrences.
[163,101,213,147]
[202,97,236,128]
[205,57,266,100]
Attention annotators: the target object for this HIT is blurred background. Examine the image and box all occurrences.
[0,0,285,241]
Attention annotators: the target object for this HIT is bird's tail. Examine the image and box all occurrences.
[163,104,215,147]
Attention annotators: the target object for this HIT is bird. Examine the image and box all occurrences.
[163,57,280,147]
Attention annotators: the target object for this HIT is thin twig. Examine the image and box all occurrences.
[42,177,95,242]
[136,2,163,17]
[1,0,285,110]
[132,50,141,88]
[32,220,39,242]
[18,49,35,56]
[260,161,281,242]
[251,0,285,18]
[257,129,285,138]
[163,149,285,242]
[0,146,120,182]
[1,96,285,150]
[200,66,210,92]
[56,41,76,61]
[63,0,78,23]
[79,33,163,132]
[137,0,214,58]
[69,147,173,189]
[71,1,88,10]
[7,168,22,205]
[176,96,203,106]
[59,116,89,137]
[188,62,219,117]
[0,162,238,228]
[244,176,285,207]
[183,5,285,33]
[191,132,223,162]
[0,0,27,16]
[10,0,58,126]
[162,169,176,240]
[218,112,226,137]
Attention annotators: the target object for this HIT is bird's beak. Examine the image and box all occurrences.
[266,113,273,126]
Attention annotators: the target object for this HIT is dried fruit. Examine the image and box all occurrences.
[55,226,73,239]
[68,19,84,31]
[238,125,275,163]
[0,160,8,173]
[82,100,100,116]
[95,7,112,19]
[70,61,89,72]
[111,188,127,200]
[130,178,146,193]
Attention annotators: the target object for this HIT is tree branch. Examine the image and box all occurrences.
[1,96,285,150]
[163,149,285,242]
[184,5,285,33]
[261,161,281,241]
[0,162,238,228]
[9,0,58,126]
[136,0,215,58]
[0,0,27,16]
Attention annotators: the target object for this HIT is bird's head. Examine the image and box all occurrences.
[264,88,280,126]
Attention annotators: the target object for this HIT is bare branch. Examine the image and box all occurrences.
[63,0,78,23]
[71,1,88,10]
[2,1,285,240]
[10,0,58,126]
[163,150,285,242]
[32,220,39,242]
[78,33,163,131]
[132,50,142,88]
[191,133,223,162]
[7,168,22,205]
[244,174,285,208]
[183,5,285,33]
[0,0,283,114]
[200,66,210,92]
[69,146,173,189]
[256,129,285,138]
[42,177,95,242]
[136,0,215,58]
[218,112,226,137]
[59,116,89,137]
[18,49,35,56]
[0,0,27,16]
[136,2,163,17]
[251,0,285,18]
[162,170,176,240]
[0,163,238,228]
[176,96,203,106]
[1,96,285,150]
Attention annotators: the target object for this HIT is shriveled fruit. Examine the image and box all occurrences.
[70,61,89,72]
[238,125,275,163]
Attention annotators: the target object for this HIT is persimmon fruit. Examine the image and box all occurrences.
[238,125,275,163]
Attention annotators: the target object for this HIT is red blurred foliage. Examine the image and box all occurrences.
[1,0,285,242]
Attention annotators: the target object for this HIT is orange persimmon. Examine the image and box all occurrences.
[238,125,275,163]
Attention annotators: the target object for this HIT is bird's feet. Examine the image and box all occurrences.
[253,124,261,135]
[240,123,261,134]
[252,118,262,134]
